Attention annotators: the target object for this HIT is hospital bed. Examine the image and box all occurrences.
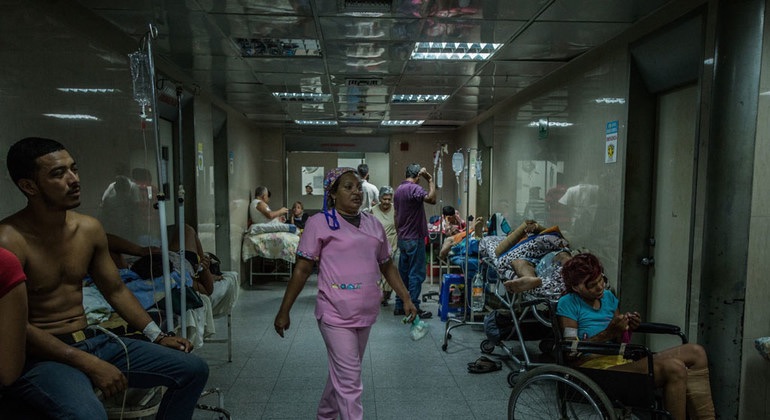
[241,222,299,285]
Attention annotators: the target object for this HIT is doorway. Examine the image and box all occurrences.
[646,84,698,351]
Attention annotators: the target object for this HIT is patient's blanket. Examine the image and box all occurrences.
[182,271,240,348]
[247,223,297,235]
[242,224,299,263]
[83,268,192,313]
[448,237,480,279]
[479,232,570,298]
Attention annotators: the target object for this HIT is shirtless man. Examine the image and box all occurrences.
[0,137,209,419]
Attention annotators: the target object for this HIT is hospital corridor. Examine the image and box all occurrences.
[2,0,770,419]
[191,277,513,419]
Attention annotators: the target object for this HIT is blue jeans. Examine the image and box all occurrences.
[6,334,209,419]
[396,239,426,310]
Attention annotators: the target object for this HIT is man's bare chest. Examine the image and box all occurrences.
[23,240,92,294]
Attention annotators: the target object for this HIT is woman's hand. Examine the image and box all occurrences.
[402,301,419,323]
[625,311,641,330]
[274,311,290,337]
[606,314,630,338]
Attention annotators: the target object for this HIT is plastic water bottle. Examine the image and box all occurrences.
[403,315,429,341]
[471,273,485,312]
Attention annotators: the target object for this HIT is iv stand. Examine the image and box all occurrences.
[442,147,484,351]
[431,144,446,286]
[176,86,187,338]
[143,24,176,333]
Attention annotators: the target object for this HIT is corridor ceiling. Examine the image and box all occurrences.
[75,0,670,136]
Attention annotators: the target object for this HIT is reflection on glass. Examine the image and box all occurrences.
[517,160,566,229]
[98,167,159,245]
[558,172,599,244]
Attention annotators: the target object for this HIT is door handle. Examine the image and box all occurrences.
[640,257,655,266]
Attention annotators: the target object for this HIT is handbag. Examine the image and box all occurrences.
[157,286,204,316]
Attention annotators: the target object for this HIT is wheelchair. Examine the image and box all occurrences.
[507,300,688,420]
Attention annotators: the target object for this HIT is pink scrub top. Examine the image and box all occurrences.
[297,212,391,327]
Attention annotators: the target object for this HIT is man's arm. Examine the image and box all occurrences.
[419,168,437,205]
[256,201,288,221]
[88,222,191,352]
[26,322,129,397]
[106,233,158,256]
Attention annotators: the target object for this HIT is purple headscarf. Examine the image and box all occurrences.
[322,167,356,230]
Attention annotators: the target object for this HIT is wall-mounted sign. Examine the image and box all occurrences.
[605,120,618,163]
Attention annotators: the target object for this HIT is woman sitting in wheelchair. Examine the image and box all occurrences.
[556,253,715,420]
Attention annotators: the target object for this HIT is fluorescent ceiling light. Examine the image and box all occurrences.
[410,42,502,60]
[44,113,100,120]
[528,120,573,128]
[391,94,449,103]
[594,97,626,104]
[295,120,338,125]
[344,12,384,17]
[57,88,119,93]
[345,23,385,39]
[345,59,386,67]
[273,92,331,102]
[381,120,424,126]
[345,127,374,134]
[236,38,321,57]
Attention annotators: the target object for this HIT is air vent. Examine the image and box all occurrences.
[339,0,393,13]
[272,92,331,103]
[345,78,383,87]
[235,38,321,57]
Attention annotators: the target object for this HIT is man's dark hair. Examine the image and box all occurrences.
[405,163,421,179]
[357,163,369,178]
[255,186,268,198]
[442,205,455,216]
[7,137,67,184]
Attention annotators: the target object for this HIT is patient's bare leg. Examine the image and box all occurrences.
[503,259,542,292]
[439,237,454,259]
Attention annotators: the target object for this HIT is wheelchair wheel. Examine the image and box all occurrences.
[538,338,555,355]
[508,365,616,420]
[480,339,496,354]
[531,301,552,327]
[507,371,520,387]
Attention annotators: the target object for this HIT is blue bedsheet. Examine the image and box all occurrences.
[83,268,193,312]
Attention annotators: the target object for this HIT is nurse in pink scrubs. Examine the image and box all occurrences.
[274,167,417,420]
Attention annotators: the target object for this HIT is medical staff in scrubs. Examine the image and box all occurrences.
[274,167,417,420]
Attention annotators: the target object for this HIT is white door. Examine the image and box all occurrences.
[647,84,698,351]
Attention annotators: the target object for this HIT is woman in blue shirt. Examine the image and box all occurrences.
[556,253,714,420]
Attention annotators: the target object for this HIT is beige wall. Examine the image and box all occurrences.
[740,3,770,417]
[389,133,460,222]
[226,112,270,271]
[193,98,215,252]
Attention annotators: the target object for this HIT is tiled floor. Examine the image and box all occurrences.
[192,276,519,419]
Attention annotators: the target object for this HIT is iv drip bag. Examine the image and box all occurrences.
[129,51,151,108]
[437,166,443,188]
[475,157,483,186]
[452,151,464,174]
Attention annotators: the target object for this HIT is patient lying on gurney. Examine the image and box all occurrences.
[96,228,238,347]
[493,219,572,295]
[438,216,485,259]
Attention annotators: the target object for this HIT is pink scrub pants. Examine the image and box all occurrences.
[317,320,372,420]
